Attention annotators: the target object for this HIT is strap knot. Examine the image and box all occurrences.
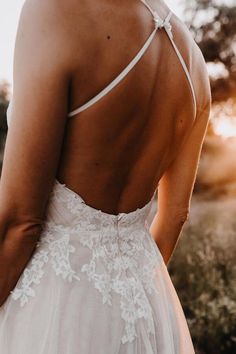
[153,11,173,39]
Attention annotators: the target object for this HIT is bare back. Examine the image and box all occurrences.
[2,0,211,223]
[56,0,210,213]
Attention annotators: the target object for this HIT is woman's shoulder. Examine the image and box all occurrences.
[170,12,211,113]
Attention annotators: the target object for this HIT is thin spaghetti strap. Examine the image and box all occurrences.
[68,7,173,118]
[139,0,157,17]
[163,29,197,117]
[68,0,197,119]
[139,1,197,116]
[68,26,159,118]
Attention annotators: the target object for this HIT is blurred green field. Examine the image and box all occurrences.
[168,195,236,354]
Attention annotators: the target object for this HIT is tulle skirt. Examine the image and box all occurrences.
[0,179,195,353]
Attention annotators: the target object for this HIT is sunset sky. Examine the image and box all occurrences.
[0,0,182,84]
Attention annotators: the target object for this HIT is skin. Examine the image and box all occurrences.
[0,0,211,306]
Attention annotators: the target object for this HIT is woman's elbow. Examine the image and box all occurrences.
[0,209,44,245]
[171,207,190,226]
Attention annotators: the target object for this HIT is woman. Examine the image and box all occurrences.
[0,0,211,353]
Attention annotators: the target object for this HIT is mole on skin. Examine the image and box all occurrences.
[107,35,111,40]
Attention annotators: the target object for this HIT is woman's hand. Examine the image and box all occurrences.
[0,217,43,306]
[149,208,189,265]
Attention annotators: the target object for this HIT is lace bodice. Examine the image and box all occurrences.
[10,179,163,344]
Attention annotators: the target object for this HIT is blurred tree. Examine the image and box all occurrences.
[0,81,9,171]
[0,81,9,133]
[183,0,236,102]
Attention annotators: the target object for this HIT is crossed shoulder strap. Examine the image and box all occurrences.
[68,0,197,118]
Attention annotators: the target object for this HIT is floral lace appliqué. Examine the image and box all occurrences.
[78,224,160,344]
[10,180,161,345]
[11,222,80,307]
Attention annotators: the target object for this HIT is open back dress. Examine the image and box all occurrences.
[0,1,201,353]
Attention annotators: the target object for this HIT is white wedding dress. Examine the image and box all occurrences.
[0,180,195,354]
[0,1,197,353]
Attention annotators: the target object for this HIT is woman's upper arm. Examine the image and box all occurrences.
[157,101,211,221]
[0,0,72,226]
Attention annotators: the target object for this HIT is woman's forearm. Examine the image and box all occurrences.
[0,221,43,306]
[149,211,188,264]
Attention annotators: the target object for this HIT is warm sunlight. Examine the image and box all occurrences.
[211,99,236,139]
[214,117,236,138]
